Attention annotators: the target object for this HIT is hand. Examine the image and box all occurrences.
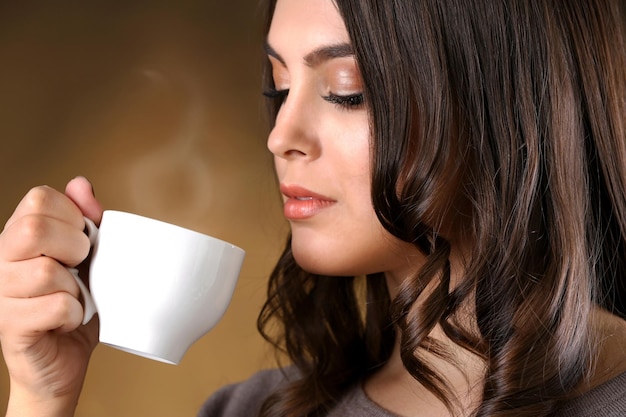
[0,177,103,417]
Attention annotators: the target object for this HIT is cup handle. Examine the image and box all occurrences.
[67,217,99,325]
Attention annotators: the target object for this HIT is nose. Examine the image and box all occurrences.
[267,90,321,160]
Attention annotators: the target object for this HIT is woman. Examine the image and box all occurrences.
[1,0,625,416]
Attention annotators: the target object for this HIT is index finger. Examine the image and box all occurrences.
[0,214,91,265]
[4,185,86,232]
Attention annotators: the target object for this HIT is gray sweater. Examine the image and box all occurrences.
[198,368,626,416]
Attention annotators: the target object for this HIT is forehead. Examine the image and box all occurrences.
[267,0,350,59]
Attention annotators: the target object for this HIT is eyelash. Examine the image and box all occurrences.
[262,88,289,101]
[262,88,365,110]
[322,93,364,109]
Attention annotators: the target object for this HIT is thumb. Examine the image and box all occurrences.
[64,176,104,225]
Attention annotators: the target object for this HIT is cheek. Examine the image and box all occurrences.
[334,115,372,194]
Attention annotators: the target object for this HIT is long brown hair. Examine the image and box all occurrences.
[257,1,626,416]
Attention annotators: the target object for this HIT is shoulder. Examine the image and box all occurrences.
[555,310,626,417]
[197,367,297,417]
[555,371,626,417]
[556,309,626,416]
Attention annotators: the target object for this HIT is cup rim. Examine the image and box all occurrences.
[101,210,245,254]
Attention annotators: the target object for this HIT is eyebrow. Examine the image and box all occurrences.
[264,42,354,67]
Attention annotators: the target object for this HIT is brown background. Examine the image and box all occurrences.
[0,2,287,416]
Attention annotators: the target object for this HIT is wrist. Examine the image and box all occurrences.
[6,384,79,417]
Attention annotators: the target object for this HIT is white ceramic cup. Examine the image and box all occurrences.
[69,210,245,365]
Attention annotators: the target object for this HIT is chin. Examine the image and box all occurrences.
[292,252,336,276]
[291,246,373,277]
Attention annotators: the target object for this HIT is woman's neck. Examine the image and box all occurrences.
[364,323,484,417]
[366,244,481,415]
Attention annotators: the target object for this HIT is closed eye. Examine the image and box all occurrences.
[322,93,364,109]
[263,88,289,102]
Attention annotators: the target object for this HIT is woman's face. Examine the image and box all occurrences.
[267,0,422,279]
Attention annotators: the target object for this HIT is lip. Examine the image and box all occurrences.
[280,184,336,220]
